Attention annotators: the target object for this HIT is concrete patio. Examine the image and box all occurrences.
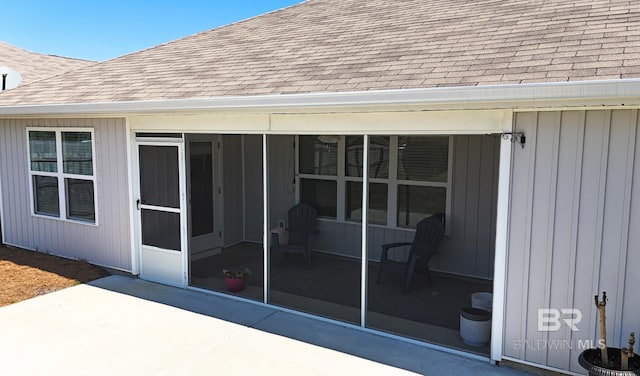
[0,275,534,375]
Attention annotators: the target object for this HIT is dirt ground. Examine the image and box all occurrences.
[0,246,109,307]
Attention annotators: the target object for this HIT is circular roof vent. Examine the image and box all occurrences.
[0,66,23,91]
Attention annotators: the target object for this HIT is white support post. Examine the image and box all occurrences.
[360,135,370,327]
[491,129,514,362]
[126,121,139,276]
[263,134,269,304]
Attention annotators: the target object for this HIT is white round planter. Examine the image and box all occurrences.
[460,307,491,347]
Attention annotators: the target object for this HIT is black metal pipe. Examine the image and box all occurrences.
[1,73,7,91]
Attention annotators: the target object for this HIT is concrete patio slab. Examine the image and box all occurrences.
[0,275,534,375]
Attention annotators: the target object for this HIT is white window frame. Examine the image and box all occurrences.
[296,135,343,220]
[27,127,98,226]
[296,135,452,232]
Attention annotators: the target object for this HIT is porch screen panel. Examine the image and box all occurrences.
[299,135,338,175]
[346,136,389,178]
[139,145,180,208]
[271,135,360,325]
[299,135,339,218]
[141,209,181,251]
[397,136,448,182]
[346,182,387,224]
[190,142,214,237]
[300,178,337,218]
[397,185,446,227]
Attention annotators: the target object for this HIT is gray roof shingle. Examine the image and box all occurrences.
[1,0,640,106]
[0,41,95,87]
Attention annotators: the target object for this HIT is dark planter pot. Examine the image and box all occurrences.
[579,348,640,376]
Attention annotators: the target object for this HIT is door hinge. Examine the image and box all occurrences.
[217,142,221,149]
[219,231,222,237]
[218,187,221,194]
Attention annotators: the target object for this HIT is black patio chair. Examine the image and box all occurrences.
[270,202,317,269]
[376,215,445,294]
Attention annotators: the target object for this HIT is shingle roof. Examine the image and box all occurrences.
[1,0,640,106]
[0,41,95,87]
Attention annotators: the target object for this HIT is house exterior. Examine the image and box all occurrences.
[1,1,640,374]
[0,41,94,241]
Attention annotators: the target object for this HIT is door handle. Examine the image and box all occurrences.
[136,199,141,210]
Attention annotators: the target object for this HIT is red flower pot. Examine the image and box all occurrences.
[224,276,246,292]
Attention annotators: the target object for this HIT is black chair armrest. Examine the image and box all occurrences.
[380,242,413,261]
[381,242,412,252]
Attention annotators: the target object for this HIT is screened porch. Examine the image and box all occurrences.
[187,133,499,356]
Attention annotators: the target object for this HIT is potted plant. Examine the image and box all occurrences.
[578,292,640,375]
[223,268,251,292]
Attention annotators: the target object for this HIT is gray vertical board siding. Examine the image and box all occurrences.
[505,110,640,374]
[433,135,499,278]
[243,135,263,242]
[547,111,582,370]
[222,135,243,246]
[449,135,469,273]
[526,112,560,364]
[0,118,131,270]
[267,135,295,230]
[571,111,609,370]
[504,111,536,360]
[601,110,635,346]
[622,111,640,348]
[464,136,482,276]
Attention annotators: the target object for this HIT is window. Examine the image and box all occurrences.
[28,129,96,224]
[396,136,448,227]
[298,135,450,229]
[298,136,338,218]
[345,136,389,224]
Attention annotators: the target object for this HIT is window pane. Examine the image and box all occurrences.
[346,182,387,224]
[65,179,95,222]
[397,185,446,227]
[397,136,449,182]
[29,131,57,172]
[299,135,338,176]
[33,175,59,216]
[63,132,93,175]
[300,178,336,218]
[345,136,389,179]
[141,209,181,251]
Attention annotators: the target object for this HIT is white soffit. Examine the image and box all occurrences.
[270,110,510,134]
[130,113,270,132]
[129,110,510,134]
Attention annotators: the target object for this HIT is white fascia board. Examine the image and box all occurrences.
[1,79,640,116]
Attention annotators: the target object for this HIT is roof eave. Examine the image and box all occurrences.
[1,79,640,116]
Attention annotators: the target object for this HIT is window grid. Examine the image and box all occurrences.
[297,135,451,230]
[27,128,97,225]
